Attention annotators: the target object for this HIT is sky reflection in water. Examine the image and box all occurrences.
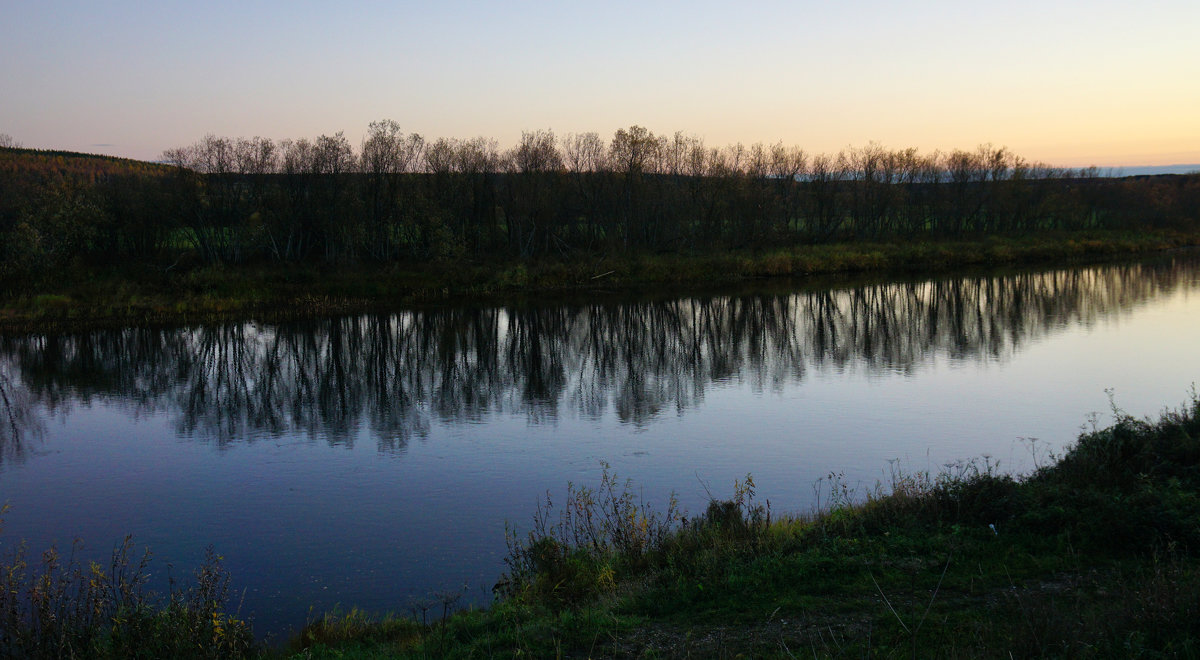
[1,254,1198,638]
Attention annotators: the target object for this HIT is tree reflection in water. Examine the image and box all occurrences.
[0,257,1194,456]
[0,363,43,465]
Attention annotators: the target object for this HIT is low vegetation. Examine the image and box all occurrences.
[292,392,1200,658]
[0,526,254,659]
[3,393,1198,657]
[2,231,1197,331]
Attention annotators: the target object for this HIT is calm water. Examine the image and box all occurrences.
[2,254,1199,638]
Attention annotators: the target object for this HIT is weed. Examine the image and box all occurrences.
[499,461,683,605]
[0,519,255,659]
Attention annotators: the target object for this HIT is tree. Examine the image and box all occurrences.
[453,136,500,255]
[161,135,250,263]
[610,125,662,177]
[560,132,605,174]
[559,132,609,249]
[610,126,665,248]
[310,132,357,261]
[803,152,848,241]
[504,130,565,256]
[361,120,410,261]
[769,142,807,238]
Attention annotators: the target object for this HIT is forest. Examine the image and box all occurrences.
[2,122,1198,287]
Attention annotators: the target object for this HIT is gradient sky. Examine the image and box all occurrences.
[3,0,1198,167]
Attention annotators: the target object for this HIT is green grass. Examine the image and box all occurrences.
[2,229,1197,331]
[285,391,1200,658]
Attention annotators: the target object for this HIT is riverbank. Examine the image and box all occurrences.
[3,392,1198,657]
[289,393,1200,658]
[1,229,1197,332]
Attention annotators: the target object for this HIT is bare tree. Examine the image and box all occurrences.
[139,125,1126,264]
[503,130,566,256]
[770,142,807,236]
[361,120,406,260]
[271,137,318,261]
[309,132,357,261]
[161,134,248,263]
[455,136,501,253]
[805,152,847,240]
[423,138,455,174]
[610,125,663,177]
[559,132,608,248]
[610,126,665,247]
[560,132,606,173]
[453,137,498,174]
[513,130,562,173]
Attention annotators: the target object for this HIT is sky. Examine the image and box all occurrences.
[2,0,1199,167]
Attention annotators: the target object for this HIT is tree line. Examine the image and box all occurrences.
[2,122,1198,281]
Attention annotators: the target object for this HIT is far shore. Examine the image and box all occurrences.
[2,230,1197,333]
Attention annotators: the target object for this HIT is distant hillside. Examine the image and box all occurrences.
[0,146,175,184]
[1115,164,1200,176]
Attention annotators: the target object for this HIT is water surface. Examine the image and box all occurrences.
[1,254,1198,638]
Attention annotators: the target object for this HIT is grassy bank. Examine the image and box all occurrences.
[289,393,1200,658]
[2,229,1198,331]
[2,393,1198,657]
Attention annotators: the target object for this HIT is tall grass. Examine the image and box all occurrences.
[0,519,255,659]
[465,391,1200,657]
[497,461,684,605]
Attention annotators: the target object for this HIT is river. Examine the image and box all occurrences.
[1,253,1198,639]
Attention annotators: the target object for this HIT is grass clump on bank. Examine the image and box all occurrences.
[293,392,1200,658]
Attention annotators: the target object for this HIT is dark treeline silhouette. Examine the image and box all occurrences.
[2,124,1198,282]
[0,146,176,280]
[1,255,1194,455]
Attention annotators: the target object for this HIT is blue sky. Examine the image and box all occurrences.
[3,0,1198,166]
